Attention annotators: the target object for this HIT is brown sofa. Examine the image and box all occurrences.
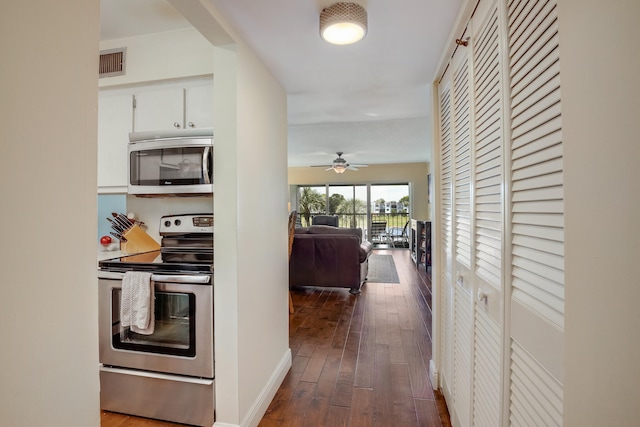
[289,225,373,294]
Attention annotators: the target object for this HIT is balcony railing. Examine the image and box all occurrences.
[301,212,410,247]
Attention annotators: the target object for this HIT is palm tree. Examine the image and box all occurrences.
[399,195,410,212]
[298,187,325,226]
[328,193,346,214]
[337,198,367,228]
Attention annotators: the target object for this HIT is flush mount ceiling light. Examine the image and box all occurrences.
[320,3,368,45]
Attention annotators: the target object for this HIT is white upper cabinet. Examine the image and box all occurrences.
[133,78,213,132]
[184,81,214,130]
[133,86,184,132]
[97,77,213,193]
[98,89,133,193]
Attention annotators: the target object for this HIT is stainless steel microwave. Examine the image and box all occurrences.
[128,128,213,196]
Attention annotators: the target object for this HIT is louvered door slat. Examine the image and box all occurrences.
[511,171,563,193]
[475,173,501,191]
[512,212,564,228]
[476,223,501,239]
[513,223,563,242]
[438,75,454,396]
[469,3,505,425]
[476,71,500,111]
[441,79,453,254]
[511,101,561,140]
[510,341,563,427]
[473,3,502,291]
[512,157,563,182]
[512,234,563,257]
[509,1,557,72]
[512,128,562,160]
[512,245,563,270]
[511,186,563,203]
[507,0,565,422]
[513,257,564,292]
[512,63,560,117]
[454,51,472,269]
[454,286,473,427]
[476,156,502,179]
[473,308,501,426]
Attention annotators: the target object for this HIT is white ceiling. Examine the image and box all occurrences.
[100,0,463,168]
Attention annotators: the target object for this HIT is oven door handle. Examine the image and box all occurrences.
[98,271,210,284]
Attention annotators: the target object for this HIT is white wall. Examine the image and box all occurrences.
[0,2,101,426]
[211,39,290,427]
[235,41,290,424]
[99,28,213,87]
[289,162,431,220]
[559,1,640,425]
[166,3,291,426]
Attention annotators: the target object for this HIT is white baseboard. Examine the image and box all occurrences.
[213,348,292,427]
[429,359,439,390]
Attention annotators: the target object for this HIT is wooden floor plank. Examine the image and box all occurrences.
[102,249,451,427]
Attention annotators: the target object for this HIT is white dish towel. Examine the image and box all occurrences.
[120,271,155,335]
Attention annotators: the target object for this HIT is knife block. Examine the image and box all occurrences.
[120,224,160,255]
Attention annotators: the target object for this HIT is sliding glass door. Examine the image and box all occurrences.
[328,185,367,228]
[294,183,410,247]
[370,184,410,246]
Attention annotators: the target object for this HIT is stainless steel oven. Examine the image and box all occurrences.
[98,214,214,426]
[98,273,213,377]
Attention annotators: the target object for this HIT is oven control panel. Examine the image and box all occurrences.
[160,214,214,235]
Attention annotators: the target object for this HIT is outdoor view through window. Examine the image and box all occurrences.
[296,184,410,246]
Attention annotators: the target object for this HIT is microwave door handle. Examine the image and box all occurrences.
[202,146,211,184]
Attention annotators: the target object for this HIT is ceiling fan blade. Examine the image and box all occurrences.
[349,164,368,167]
[347,165,359,170]
[309,164,332,168]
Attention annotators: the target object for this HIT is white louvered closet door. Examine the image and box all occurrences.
[506,0,565,424]
[469,0,505,425]
[437,69,455,403]
[451,44,473,427]
[435,0,567,425]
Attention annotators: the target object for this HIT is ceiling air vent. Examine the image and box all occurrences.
[99,48,126,78]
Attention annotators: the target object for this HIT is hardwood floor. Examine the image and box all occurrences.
[101,249,450,427]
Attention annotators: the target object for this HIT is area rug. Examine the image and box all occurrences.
[367,254,400,283]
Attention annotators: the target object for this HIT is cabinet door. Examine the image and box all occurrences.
[133,86,184,132]
[98,90,133,193]
[184,81,213,129]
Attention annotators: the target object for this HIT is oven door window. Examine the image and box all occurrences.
[111,289,196,357]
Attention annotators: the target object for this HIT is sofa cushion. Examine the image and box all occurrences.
[359,240,373,263]
[306,225,363,242]
[311,215,339,227]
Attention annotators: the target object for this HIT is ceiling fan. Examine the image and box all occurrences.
[311,152,369,174]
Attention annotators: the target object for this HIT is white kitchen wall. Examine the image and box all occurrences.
[99,27,213,87]
[97,194,126,242]
[126,195,213,241]
[0,1,101,426]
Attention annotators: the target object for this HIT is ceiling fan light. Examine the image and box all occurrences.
[320,3,367,45]
[333,165,347,174]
